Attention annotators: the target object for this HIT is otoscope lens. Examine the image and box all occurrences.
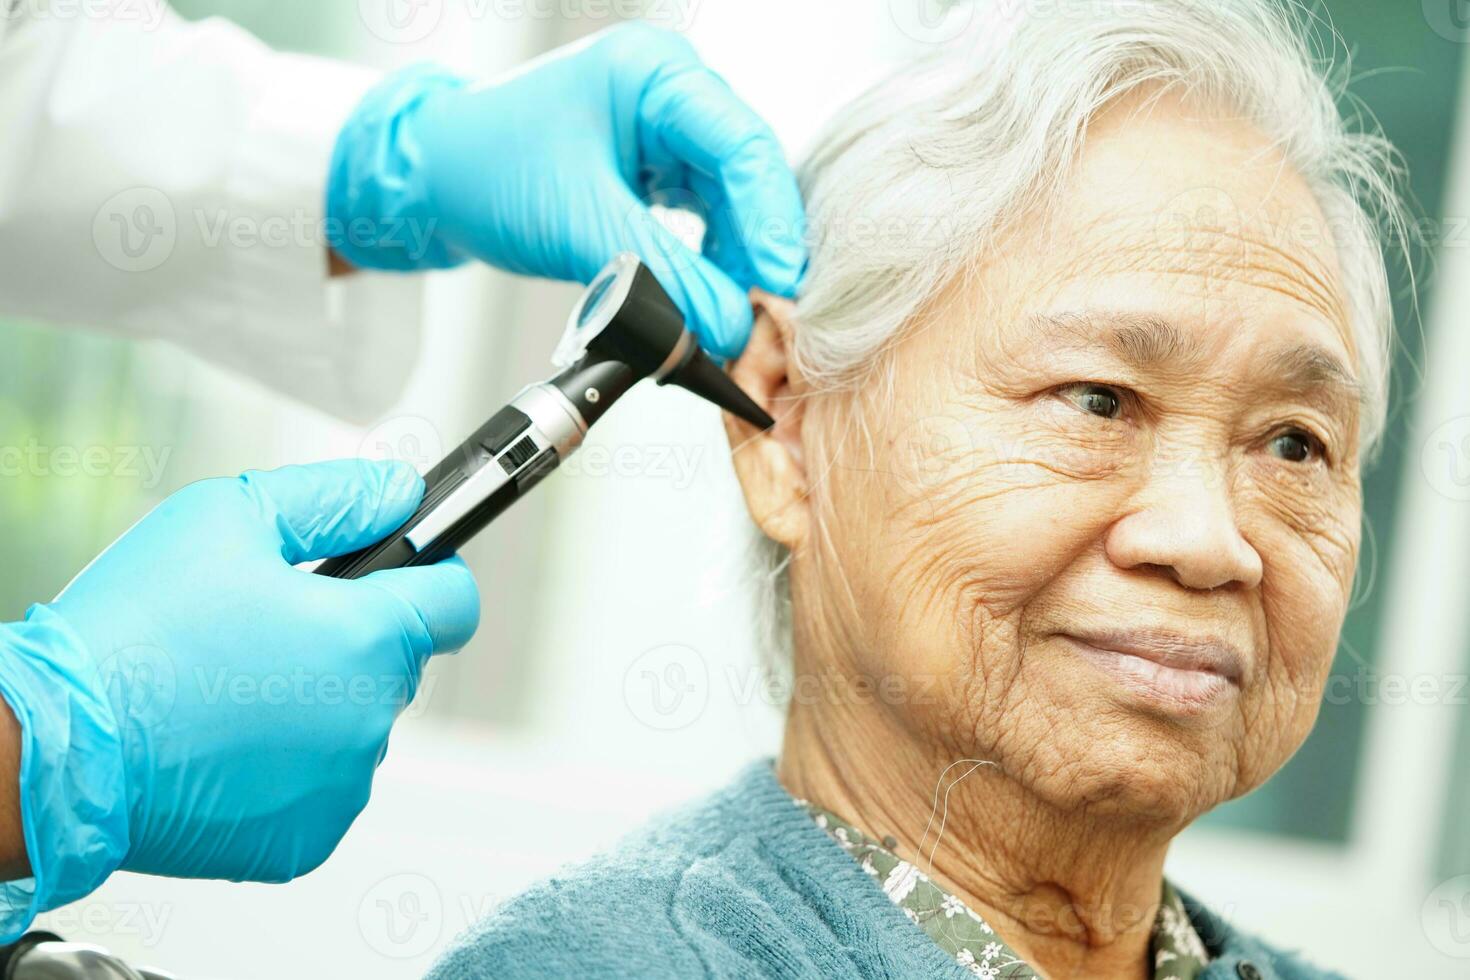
[578,274,617,329]
[553,252,643,368]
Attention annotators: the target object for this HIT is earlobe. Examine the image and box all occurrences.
[723,291,810,550]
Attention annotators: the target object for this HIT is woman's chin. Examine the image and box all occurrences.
[1026,744,1231,825]
[968,684,1246,821]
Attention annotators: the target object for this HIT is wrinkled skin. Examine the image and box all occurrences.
[725,89,1362,978]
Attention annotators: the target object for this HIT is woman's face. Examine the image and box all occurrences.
[793,93,1363,823]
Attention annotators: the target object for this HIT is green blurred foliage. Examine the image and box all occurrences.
[0,4,353,612]
[0,321,186,616]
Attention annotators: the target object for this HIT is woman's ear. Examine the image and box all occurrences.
[724,290,809,550]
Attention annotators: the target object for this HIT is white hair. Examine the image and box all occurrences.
[753,0,1405,681]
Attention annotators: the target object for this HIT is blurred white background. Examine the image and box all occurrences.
[5,0,1468,977]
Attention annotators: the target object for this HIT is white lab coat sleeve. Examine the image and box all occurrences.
[0,1,424,423]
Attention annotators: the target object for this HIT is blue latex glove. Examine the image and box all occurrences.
[0,459,479,939]
[326,22,807,359]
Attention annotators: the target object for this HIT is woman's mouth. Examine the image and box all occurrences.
[1058,627,1245,714]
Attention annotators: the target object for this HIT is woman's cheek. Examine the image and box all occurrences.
[1238,460,1361,601]
[878,409,1143,620]
[1258,539,1351,689]
[1239,490,1359,778]
[1243,574,1340,791]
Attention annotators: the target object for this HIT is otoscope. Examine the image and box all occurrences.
[316,253,774,579]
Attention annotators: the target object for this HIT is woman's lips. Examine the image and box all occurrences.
[1058,628,1246,713]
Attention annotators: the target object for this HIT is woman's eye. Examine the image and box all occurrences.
[1059,383,1123,419]
[1268,428,1323,464]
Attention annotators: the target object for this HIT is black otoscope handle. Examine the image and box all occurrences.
[315,360,633,580]
[314,403,554,579]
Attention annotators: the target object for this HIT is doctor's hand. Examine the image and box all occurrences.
[0,460,478,937]
[326,22,807,359]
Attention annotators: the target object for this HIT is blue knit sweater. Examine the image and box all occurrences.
[426,760,1344,979]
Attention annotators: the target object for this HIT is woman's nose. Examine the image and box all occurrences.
[1102,458,1264,591]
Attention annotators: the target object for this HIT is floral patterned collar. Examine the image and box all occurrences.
[797,799,1210,979]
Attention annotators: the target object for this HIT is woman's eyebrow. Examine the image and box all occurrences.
[1026,311,1205,370]
[1024,310,1363,414]
[1265,342,1364,414]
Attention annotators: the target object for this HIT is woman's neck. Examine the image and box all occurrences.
[777,699,1179,980]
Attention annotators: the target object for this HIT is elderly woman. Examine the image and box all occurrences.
[428,1,1398,978]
